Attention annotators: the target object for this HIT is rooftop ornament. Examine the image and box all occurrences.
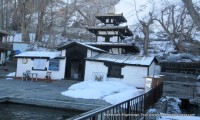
[108,5,115,14]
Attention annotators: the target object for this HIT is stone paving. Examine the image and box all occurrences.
[0,79,110,111]
[0,61,110,111]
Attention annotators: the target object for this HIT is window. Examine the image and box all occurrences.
[106,19,109,23]
[32,59,47,70]
[111,19,113,23]
[107,64,124,78]
[49,59,59,71]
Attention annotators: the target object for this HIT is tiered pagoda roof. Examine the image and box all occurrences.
[86,26,133,36]
[96,13,127,26]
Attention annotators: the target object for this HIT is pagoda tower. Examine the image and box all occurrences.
[86,13,133,43]
[86,12,139,54]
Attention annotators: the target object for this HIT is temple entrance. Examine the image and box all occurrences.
[65,44,87,80]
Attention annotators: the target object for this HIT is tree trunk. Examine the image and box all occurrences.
[182,0,200,30]
[19,0,30,42]
[21,22,30,42]
[35,11,44,42]
[142,23,149,55]
[0,0,4,29]
[35,0,48,42]
[62,4,69,36]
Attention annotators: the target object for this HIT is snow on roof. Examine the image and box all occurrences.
[86,53,155,66]
[76,42,107,52]
[15,51,61,59]
[96,13,124,17]
[87,42,134,46]
[86,26,130,30]
[86,26,133,36]
[58,41,107,52]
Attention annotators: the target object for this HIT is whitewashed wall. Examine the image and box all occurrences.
[61,50,66,56]
[148,61,155,76]
[97,36,119,42]
[154,65,161,75]
[0,52,5,65]
[0,52,3,64]
[84,61,108,81]
[97,36,105,42]
[16,58,66,80]
[110,36,118,42]
[13,43,29,52]
[87,50,100,57]
[109,48,122,54]
[84,60,155,88]
[2,37,6,42]
[121,66,148,88]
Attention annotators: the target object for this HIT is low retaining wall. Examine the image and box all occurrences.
[0,97,8,102]
[0,97,108,111]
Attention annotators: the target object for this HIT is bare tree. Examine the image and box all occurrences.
[0,0,121,43]
[35,0,49,42]
[154,2,195,52]
[18,0,34,42]
[0,0,13,30]
[182,0,200,30]
[62,0,76,35]
[133,0,154,55]
[11,0,21,31]
[62,3,70,36]
[73,0,118,27]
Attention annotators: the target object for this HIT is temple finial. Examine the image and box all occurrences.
[108,5,115,14]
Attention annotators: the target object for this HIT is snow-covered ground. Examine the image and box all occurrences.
[6,72,15,77]
[148,41,175,56]
[6,72,15,80]
[61,81,143,104]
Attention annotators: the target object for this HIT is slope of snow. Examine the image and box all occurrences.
[61,81,143,104]
[8,33,36,42]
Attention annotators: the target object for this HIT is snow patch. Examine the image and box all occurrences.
[6,72,15,77]
[61,81,143,104]
[15,51,61,59]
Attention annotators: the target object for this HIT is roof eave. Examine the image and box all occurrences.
[85,58,150,67]
[57,41,107,53]
[0,30,8,35]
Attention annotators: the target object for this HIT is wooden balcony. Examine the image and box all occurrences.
[0,41,13,51]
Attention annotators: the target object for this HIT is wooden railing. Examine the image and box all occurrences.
[69,83,163,120]
[160,62,200,74]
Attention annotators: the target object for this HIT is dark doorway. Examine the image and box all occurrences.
[65,44,87,80]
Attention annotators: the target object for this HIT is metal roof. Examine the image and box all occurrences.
[86,53,155,66]
[57,41,107,53]
[96,13,127,25]
[0,30,8,36]
[15,51,62,59]
[86,26,133,36]
[88,42,140,54]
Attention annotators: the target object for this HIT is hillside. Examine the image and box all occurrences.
[2,0,200,61]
